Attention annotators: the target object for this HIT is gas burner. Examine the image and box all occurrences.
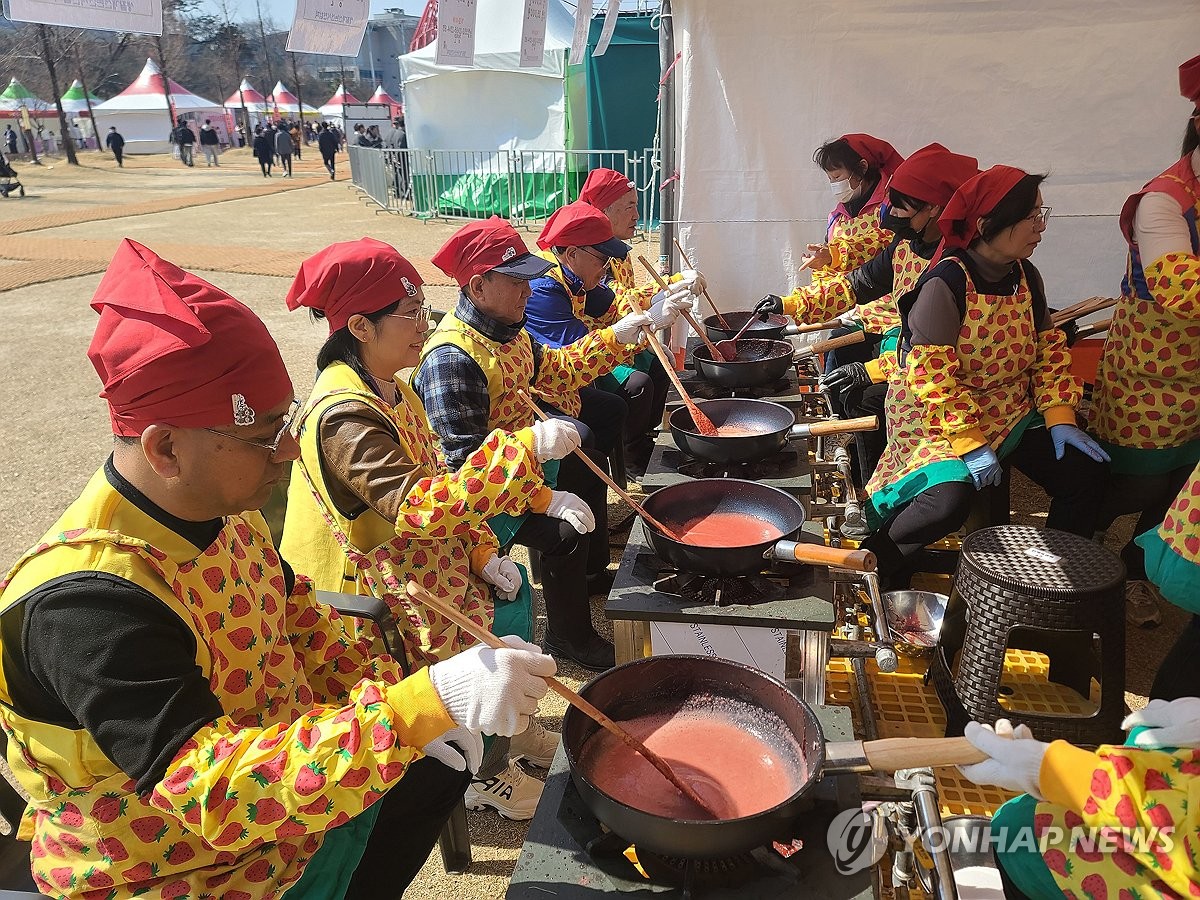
[675,377,797,402]
[793,394,833,419]
[635,847,781,895]
[674,448,804,481]
[653,571,785,607]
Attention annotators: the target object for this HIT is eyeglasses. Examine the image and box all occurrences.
[1026,206,1052,226]
[577,247,610,265]
[203,400,301,457]
[383,304,433,323]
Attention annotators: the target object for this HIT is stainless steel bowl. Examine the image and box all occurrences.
[939,816,1004,898]
[882,590,948,657]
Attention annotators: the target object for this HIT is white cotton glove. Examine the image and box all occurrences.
[529,417,582,463]
[1122,697,1200,749]
[481,554,522,601]
[422,726,485,774]
[544,490,596,534]
[428,636,556,737]
[675,269,707,296]
[611,311,653,345]
[958,719,1050,800]
[647,285,694,331]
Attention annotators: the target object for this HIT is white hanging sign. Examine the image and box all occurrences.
[436,0,479,67]
[519,0,549,68]
[4,0,162,35]
[569,0,593,66]
[286,0,370,56]
[593,0,620,57]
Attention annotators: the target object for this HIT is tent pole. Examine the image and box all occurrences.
[657,0,676,275]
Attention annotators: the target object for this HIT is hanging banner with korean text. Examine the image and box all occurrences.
[3,0,162,35]
[569,0,592,66]
[436,0,479,67]
[593,0,620,57]
[519,0,549,68]
[286,0,370,56]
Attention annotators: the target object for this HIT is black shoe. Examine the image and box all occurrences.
[544,631,615,672]
[586,570,616,596]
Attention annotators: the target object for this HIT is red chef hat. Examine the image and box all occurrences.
[840,133,905,179]
[88,240,292,437]
[579,167,636,210]
[286,238,424,333]
[1181,53,1200,105]
[431,216,553,286]
[536,201,630,258]
[937,165,1029,251]
[888,143,980,209]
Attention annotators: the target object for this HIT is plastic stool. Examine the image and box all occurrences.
[929,526,1125,746]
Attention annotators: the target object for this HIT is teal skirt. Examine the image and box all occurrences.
[488,459,560,547]
[607,348,656,387]
[1137,526,1200,614]
[1098,438,1200,477]
[283,801,383,898]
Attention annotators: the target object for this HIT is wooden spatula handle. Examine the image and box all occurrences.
[810,330,867,354]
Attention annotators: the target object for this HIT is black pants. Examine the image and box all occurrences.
[323,152,337,175]
[345,755,471,898]
[279,153,293,176]
[821,328,882,417]
[598,364,670,465]
[842,381,888,487]
[573,385,627,456]
[112,148,123,167]
[1096,464,1192,580]
[1151,614,1200,700]
[863,425,1108,581]
[259,159,272,176]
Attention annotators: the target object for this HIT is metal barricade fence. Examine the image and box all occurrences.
[348,146,657,233]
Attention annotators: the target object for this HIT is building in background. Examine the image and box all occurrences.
[311,8,419,100]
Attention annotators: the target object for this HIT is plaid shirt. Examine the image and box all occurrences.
[414,292,544,471]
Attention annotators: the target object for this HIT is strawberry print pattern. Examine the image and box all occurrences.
[1091,252,1200,456]
[288,365,547,667]
[1159,461,1200,567]
[1036,745,1200,897]
[824,204,892,275]
[867,259,1081,506]
[606,255,659,319]
[0,490,441,900]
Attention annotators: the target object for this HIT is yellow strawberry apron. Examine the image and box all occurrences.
[1091,156,1200,475]
[866,258,1039,528]
[1137,460,1200,613]
[0,472,398,899]
[282,362,546,668]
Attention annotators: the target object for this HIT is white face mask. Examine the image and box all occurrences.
[829,178,855,203]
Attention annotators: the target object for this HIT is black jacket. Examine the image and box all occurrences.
[198,125,219,146]
[252,132,274,162]
[172,125,195,145]
[317,130,339,155]
[105,131,124,150]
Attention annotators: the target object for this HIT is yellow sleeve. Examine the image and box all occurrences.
[781,273,857,325]
[392,428,548,542]
[827,214,892,273]
[1032,327,1083,415]
[905,344,987,454]
[1145,252,1200,320]
[149,668,452,851]
[865,352,898,384]
[533,328,636,409]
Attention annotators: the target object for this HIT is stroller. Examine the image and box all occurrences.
[0,154,24,198]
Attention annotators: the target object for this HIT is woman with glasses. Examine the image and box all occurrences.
[1089,52,1200,629]
[280,238,580,820]
[861,166,1110,584]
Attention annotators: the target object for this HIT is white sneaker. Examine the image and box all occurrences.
[464,758,543,820]
[509,719,561,768]
[1126,580,1163,628]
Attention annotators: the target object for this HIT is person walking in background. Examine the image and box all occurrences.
[4,126,16,158]
[43,130,57,156]
[198,119,220,167]
[71,122,84,150]
[105,126,124,168]
[274,124,294,177]
[172,118,195,167]
[317,121,338,180]
[253,125,274,177]
[290,122,302,160]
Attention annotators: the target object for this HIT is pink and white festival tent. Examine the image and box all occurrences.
[265,81,318,117]
[93,58,224,153]
[369,85,403,119]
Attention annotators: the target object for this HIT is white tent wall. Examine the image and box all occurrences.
[92,109,223,154]
[671,0,1200,310]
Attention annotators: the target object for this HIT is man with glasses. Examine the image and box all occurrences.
[415,216,680,671]
[0,239,556,899]
[524,200,695,478]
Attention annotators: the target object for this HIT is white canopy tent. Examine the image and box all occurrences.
[93,58,225,154]
[668,0,1200,309]
[397,0,585,154]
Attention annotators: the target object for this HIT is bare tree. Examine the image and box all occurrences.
[36,26,79,165]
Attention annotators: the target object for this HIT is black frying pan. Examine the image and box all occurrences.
[639,478,875,576]
[669,399,880,465]
[704,311,800,343]
[692,338,795,388]
[564,656,988,859]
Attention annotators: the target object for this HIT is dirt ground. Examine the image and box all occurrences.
[0,151,1178,899]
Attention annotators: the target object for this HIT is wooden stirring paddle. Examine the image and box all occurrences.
[629,257,719,436]
[637,255,739,362]
[405,581,721,819]
[517,390,686,542]
[673,238,730,330]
